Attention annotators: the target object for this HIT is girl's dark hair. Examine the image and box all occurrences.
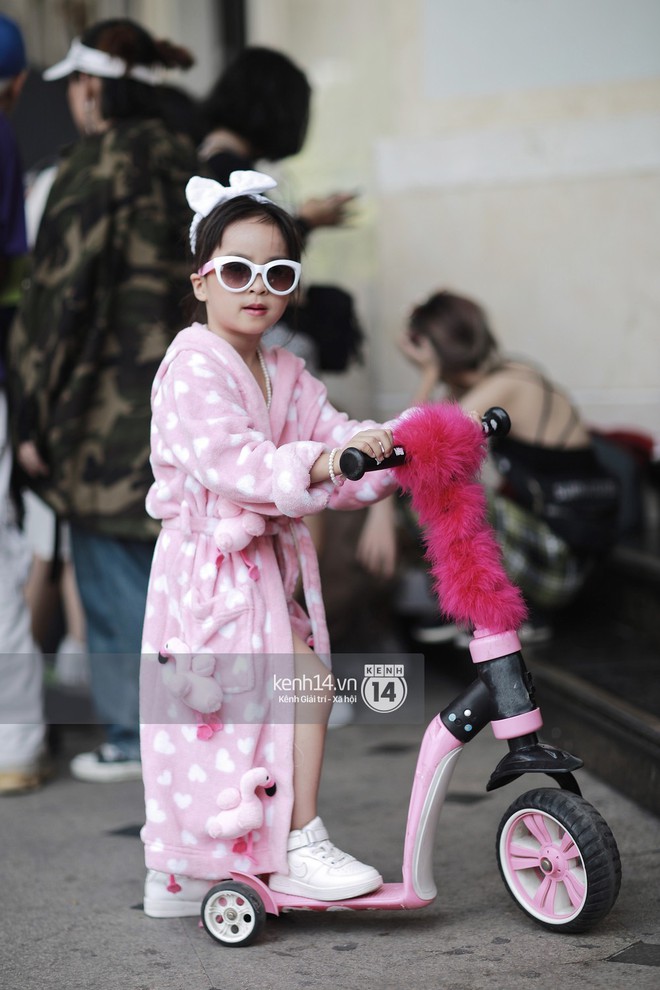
[187,195,303,323]
[409,290,499,376]
[80,18,194,123]
[202,47,311,161]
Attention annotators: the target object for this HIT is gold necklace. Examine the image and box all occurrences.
[256,348,272,409]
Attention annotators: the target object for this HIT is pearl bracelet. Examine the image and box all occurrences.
[328,448,342,487]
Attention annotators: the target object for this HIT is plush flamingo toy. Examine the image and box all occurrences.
[206,767,277,842]
[392,403,527,635]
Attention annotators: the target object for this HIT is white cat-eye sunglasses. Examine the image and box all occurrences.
[197,256,301,296]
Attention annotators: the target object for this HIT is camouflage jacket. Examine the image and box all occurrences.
[10,117,199,540]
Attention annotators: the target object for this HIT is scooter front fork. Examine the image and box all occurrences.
[442,628,582,792]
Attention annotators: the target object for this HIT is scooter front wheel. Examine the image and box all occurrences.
[201,881,266,946]
[496,788,621,932]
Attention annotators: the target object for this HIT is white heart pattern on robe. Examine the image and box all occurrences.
[188,764,207,783]
[154,730,175,755]
[146,799,167,823]
[166,858,188,873]
[215,748,236,773]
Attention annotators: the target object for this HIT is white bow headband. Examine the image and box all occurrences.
[43,39,161,85]
[186,171,278,252]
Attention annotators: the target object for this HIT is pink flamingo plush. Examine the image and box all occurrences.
[158,636,224,714]
[213,499,265,579]
[206,767,276,844]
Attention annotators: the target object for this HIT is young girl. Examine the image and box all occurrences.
[140,171,399,917]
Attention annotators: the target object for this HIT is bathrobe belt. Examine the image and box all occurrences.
[160,507,331,657]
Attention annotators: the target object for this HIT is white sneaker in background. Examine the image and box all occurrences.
[70,744,142,783]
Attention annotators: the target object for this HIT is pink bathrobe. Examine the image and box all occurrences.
[140,323,398,880]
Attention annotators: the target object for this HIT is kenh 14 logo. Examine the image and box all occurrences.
[361,663,408,714]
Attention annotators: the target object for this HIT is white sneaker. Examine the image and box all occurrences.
[143,870,217,918]
[70,744,142,783]
[268,817,382,901]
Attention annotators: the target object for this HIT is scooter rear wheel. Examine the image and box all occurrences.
[201,881,266,946]
[496,787,621,932]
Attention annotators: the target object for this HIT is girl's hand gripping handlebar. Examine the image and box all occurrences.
[339,406,511,481]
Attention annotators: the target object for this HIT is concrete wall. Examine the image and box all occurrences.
[248,0,660,434]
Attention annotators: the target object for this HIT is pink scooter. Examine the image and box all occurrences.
[200,408,621,946]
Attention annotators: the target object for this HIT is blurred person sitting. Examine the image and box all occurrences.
[358,290,621,644]
[10,18,200,782]
[0,13,48,796]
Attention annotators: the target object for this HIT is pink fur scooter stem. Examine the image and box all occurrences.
[393,402,528,635]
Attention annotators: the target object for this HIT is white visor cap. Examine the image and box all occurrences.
[43,39,160,84]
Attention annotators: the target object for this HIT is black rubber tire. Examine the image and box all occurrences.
[496,787,621,932]
[201,881,266,946]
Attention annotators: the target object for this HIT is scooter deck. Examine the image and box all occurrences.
[229,873,434,915]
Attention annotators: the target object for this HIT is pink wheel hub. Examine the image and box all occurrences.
[501,810,587,923]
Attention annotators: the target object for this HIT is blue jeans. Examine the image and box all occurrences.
[70,526,155,760]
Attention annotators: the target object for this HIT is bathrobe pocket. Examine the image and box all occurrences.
[186,587,258,695]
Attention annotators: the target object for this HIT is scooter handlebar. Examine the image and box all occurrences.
[339,406,511,481]
[480,406,511,438]
[339,445,406,481]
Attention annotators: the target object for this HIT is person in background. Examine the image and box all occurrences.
[10,18,200,782]
[358,290,620,644]
[0,13,48,796]
[198,46,356,245]
[18,154,88,686]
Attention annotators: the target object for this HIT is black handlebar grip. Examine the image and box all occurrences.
[481,406,511,437]
[339,446,406,481]
[340,407,510,481]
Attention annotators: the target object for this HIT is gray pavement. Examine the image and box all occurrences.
[2,664,659,990]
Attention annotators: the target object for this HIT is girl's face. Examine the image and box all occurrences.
[190,218,292,352]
